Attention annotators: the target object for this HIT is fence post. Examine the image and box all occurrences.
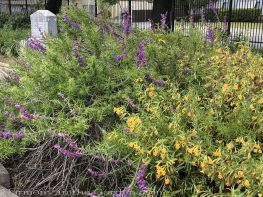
[171,0,175,32]
[8,0,11,14]
[95,0,98,17]
[227,0,233,36]
[44,0,47,9]
[68,0,70,7]
[129,0,132,14]
[25,0,28,14]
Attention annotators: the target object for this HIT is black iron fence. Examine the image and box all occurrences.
[1,0,263,48]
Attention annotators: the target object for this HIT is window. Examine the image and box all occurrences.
[83,4,95,15]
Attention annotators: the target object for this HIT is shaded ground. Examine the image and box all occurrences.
[0,54,14,65]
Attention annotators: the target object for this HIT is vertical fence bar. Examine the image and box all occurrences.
[25,0,28,14]
[227,0,233,36]
[44,0,47,9]
[8,0,11,14]
[68,0,70,7]
[95,0,98,17]
[129,0,132,14]
[171,0,175,32]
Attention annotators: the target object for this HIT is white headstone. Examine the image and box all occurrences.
[30,10,57,40]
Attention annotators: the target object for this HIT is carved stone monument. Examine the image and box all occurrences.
[30,10,57,40]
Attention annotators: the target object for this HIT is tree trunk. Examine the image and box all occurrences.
[46,0,62,14]
[152,0,173,28]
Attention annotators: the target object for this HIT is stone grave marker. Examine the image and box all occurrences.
[30,10,57,40]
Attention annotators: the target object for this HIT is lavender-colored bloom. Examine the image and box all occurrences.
[64,14,81,31]
[149,19,156,32]
[27,38,46,52]
[136,163,148,193]
[72,41,86,67]
[0,70,10,81]
[9,70,20,82]
[112,29,126,62]
[112,187,131,197]
[209,0,217,14]
[14,132,25,139]
[87,168,108,178]
[122,10,131,37]
[54,144,82,158]
[136,41,147,68]
[206,24,215,46]
[200,7,206,24]
[160,12,168,31]
[1,131,13,138]
[189,9,195,28]
[3,110,17,121]
[146,76,165,87]
[39,27,46,40]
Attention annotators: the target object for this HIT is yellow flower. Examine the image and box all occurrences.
[249,104,255,111]
[164,178,171,185]
[242,179,250,187]
[184,95,189,102]
[153,148,159,156]
[182,107,188,114]
[146,85,155,98]
[236,137,245,144]
[218,172,224,180]
[237,95,243,100]
[175,141,181,150]
[247,71,255,79]
[200,161,206,168]
[226,143,234,151]
[233,84,239,90]
[156,165,166,179]
[258,98,263,105]
[187,146,200,157]
[253,144,262,153]
[126,116,142,133]
[113,107,125,118]
[160,148,168,159]
[221,83,229,93]
[237,171,244,178]
[212,150,221,157]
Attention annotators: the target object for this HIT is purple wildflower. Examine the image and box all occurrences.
[72,40,86,67]
[64,14,81,31]
[200,7,206,24]
[112,29,126,62]
[136,41,147,68]
[9,70,20,82]
[54,144,82,158]
[87,168,108,178]
[112,187,131,197]
[27,38,46,52]
[206,24,215,46]
[122,10,131,37]
[149,19,156,32]
[209,0,217,14]
[146,76,165,87]
[39,27,46,40]
[14,132,25,139]
[0,70,10,81]
[136,163,148,193]
[3,110,17,121]
[160,12,168,31]
[1,131,13,138]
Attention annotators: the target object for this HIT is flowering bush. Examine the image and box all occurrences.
[0,6,262,196]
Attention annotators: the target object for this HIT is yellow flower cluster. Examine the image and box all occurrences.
[253,144,262,153]
[126,116,142,133]
[187,146,201,157]
[146,85,155,98]
[156,165,166,179]
[128,142,143,155]
[113,107,126,118]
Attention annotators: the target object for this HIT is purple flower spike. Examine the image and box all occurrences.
[146,76,165,87]
[136,163,148,193]
[54,144,82,158]
[14,132,25,139]
[190,9,195,28]
[224,16,228,31]
[27,38,46,52]
[87,168,108,178]
[136,41,147,68]
[112,187,131,197]
[1,131,13,138]
[206,24,215,46]
[0,70,10,81]
[160,12,168,31]
[122,10,131,37]
[72,41,86,67]
[64,14,81,31]
[9,70,20,82]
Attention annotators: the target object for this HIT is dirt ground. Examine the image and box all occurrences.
[0,54,15,65]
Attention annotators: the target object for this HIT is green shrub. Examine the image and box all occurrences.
[0,7,262,196]
[0,28,29,56]
[0,13,30,30]
[218,8,262,22]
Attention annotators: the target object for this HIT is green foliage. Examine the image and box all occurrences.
[0,13,30,29]
[0,7,262,196]
[218,8,262,22]
[0,28,29,56]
